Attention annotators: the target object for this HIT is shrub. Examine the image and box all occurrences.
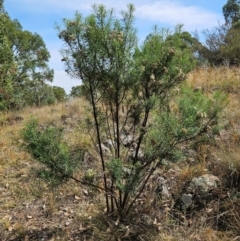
[22,4,226,219]
[21,118,81,185]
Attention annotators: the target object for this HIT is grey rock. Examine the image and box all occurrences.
[161,185,170,198]
[157,176,170,198]
[130,149,144,161]
[120,134,133,147]
[181,193,193,209]
[187,174,220,194]
[175,174,220,211]
[157,176,166,185]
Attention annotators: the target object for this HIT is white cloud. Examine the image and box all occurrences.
[136,1,223,31]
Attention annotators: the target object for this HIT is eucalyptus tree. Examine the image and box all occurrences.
[221,0,240,65]
[0,0,54,109]
[197,0,240,66]
[223,0,240,25]
[9,23,54,108]
[0,4,15,109]
[70,85,85,97]
[53,86,67,102]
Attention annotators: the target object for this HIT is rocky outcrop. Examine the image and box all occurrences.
[178,174,221,210]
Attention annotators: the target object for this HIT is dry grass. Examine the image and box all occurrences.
[1,67,240,240]
[188,66,240,93]
[188,66,240,126]
[0,97,98,240]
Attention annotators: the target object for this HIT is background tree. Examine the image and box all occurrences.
[0,1,15,110]
[223,0,240,25]
[222,0,240,65]
[197,0,240,66]
[199,24,229,66]
[219,24,240,65]
[198,23,240,66]
[165,25,203,62]
[70,85,87,97]
[24,82,56,106]
[0,0,54,109]
[9,23,54,108]
[53,86,67,102]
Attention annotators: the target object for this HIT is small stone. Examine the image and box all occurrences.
[161,185,170,198]
[181,193,193,209]
[121,134,133,147]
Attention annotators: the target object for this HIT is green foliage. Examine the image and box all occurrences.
[220,24,240,65]
[16,83,56,108]
[177,86,224,133]
[223,0,240,25]
[53,4,225,218]
[133,26,196,118]
[144,86,226,164]
[0,0,53,110]
[83,169,96,183]
[21,118,81,186]
[57,3,137,108]
[199,23,240,66]
[165,25,203,63]
[70,85,87,97]
[53,86,67,102]
[107,159,125,191]
[0,8,14,110]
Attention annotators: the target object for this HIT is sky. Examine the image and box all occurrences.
[4,0,227,94]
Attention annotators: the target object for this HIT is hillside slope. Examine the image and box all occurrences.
[1,67,240,241]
